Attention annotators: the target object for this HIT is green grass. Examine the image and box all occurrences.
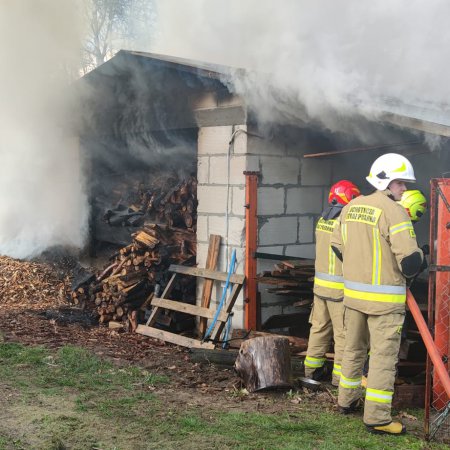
[0,342,446,450]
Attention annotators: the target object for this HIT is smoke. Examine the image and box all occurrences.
[153,0,450,134]
[0,1,88,259]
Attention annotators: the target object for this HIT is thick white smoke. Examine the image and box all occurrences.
[0,1,88,259]
[153,0,450,131]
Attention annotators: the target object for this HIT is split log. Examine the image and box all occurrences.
[234,336,293,392]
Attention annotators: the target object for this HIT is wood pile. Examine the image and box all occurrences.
[0,256,71,310]
[72,224,196,328]
[256,259,315,302]
[104,175,198,231]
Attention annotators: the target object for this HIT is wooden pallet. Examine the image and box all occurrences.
[136,264,245,349]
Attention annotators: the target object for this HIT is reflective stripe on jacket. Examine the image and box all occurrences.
[331,190,422,315]
[313,217,344,301]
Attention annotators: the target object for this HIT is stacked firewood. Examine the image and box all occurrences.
[256,260,315,303]
[72,224,196,327]
[104,176,198,231]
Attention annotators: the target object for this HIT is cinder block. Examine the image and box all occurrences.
[301,158,332,186]
[197,157,209,184]
[286,187,323,214]
[298,216,315,243]
[232,187,245,216]
[209,216,245,246]
[286,244,316,259]
[246,155,260,171]
[197,185,229,214]
[198,126,232,155]
[259,216,298,245]
[258,187,285,215]
[248,135,286,156]
[229,156,246,185]
[208,155,246,185]
[260,156,300,185]
[196,241,209,268]
[209,156,228,184]
[196,215,208,243]
[230,125,248,155]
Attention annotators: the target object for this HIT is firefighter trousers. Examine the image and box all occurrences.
[338,307,404,425]
[305,296,345,385]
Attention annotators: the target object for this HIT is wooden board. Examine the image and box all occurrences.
[169,265,245,284]
[136,325,215,349]
[151,297,228,322]
[199,235,221,335]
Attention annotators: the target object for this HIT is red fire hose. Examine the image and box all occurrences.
[407,289,450,400]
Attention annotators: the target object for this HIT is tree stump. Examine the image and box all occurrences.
[234,336,292,392]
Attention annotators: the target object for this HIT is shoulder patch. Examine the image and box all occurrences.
[345,205,382,226]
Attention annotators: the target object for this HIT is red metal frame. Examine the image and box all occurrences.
[244,171,259,331]
[426,178,450,436]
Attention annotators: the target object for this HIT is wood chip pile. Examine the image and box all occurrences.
[0,256,71,310]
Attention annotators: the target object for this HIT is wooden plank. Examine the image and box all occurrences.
[151,297,228,322]
[210,283,243,342]
[145,273,178,326]
[199,234,221,335]
[136,325,215,349]
[169,265,245,284]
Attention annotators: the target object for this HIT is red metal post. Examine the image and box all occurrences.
[425,179,438,435]
[244,171,259,331]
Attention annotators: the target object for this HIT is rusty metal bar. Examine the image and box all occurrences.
[244,171,259,331]
[303,140,422,159]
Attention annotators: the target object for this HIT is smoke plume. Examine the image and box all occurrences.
[0,1,88,259]
[153,0,450,133]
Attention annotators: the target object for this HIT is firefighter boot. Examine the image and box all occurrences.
[338,398,363,415]
[366,421,406,435]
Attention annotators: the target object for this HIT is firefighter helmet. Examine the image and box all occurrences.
[329,180,361,206]
[366,153,416,190]
[398,190,427,222]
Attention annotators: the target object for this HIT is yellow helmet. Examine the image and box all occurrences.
[398,190,427,222]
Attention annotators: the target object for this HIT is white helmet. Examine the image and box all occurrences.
[366,153,416,190]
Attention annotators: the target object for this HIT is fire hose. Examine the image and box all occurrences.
[406,289,450,400]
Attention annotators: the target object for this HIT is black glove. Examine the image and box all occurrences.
[421,244,430,256]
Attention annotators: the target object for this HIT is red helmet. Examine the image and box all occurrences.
[329,180,361,206]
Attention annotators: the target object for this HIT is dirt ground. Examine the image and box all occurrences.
[0,255,428,446]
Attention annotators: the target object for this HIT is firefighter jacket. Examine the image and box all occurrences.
[313,214,344,301]
[331,189,423,315]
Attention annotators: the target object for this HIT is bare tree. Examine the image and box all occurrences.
[82,0,155,73]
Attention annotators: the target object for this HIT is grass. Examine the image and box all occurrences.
[0,342,446,449]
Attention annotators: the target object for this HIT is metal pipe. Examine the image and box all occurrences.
[303,140,422,159]
[407,289,450,400]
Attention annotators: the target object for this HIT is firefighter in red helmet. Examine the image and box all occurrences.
[305,180,361,386]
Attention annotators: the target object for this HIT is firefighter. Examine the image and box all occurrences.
[398,190,427,223]
[305,180,361,386]
[361,189,428,387]
[331,153,423,435]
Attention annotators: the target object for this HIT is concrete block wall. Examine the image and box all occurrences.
[196,124,248,329]
[247,131,333,325]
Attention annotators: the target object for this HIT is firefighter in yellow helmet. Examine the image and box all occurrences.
[398,190,427,223]
[305,180,361,386]
[331,153,423,435]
